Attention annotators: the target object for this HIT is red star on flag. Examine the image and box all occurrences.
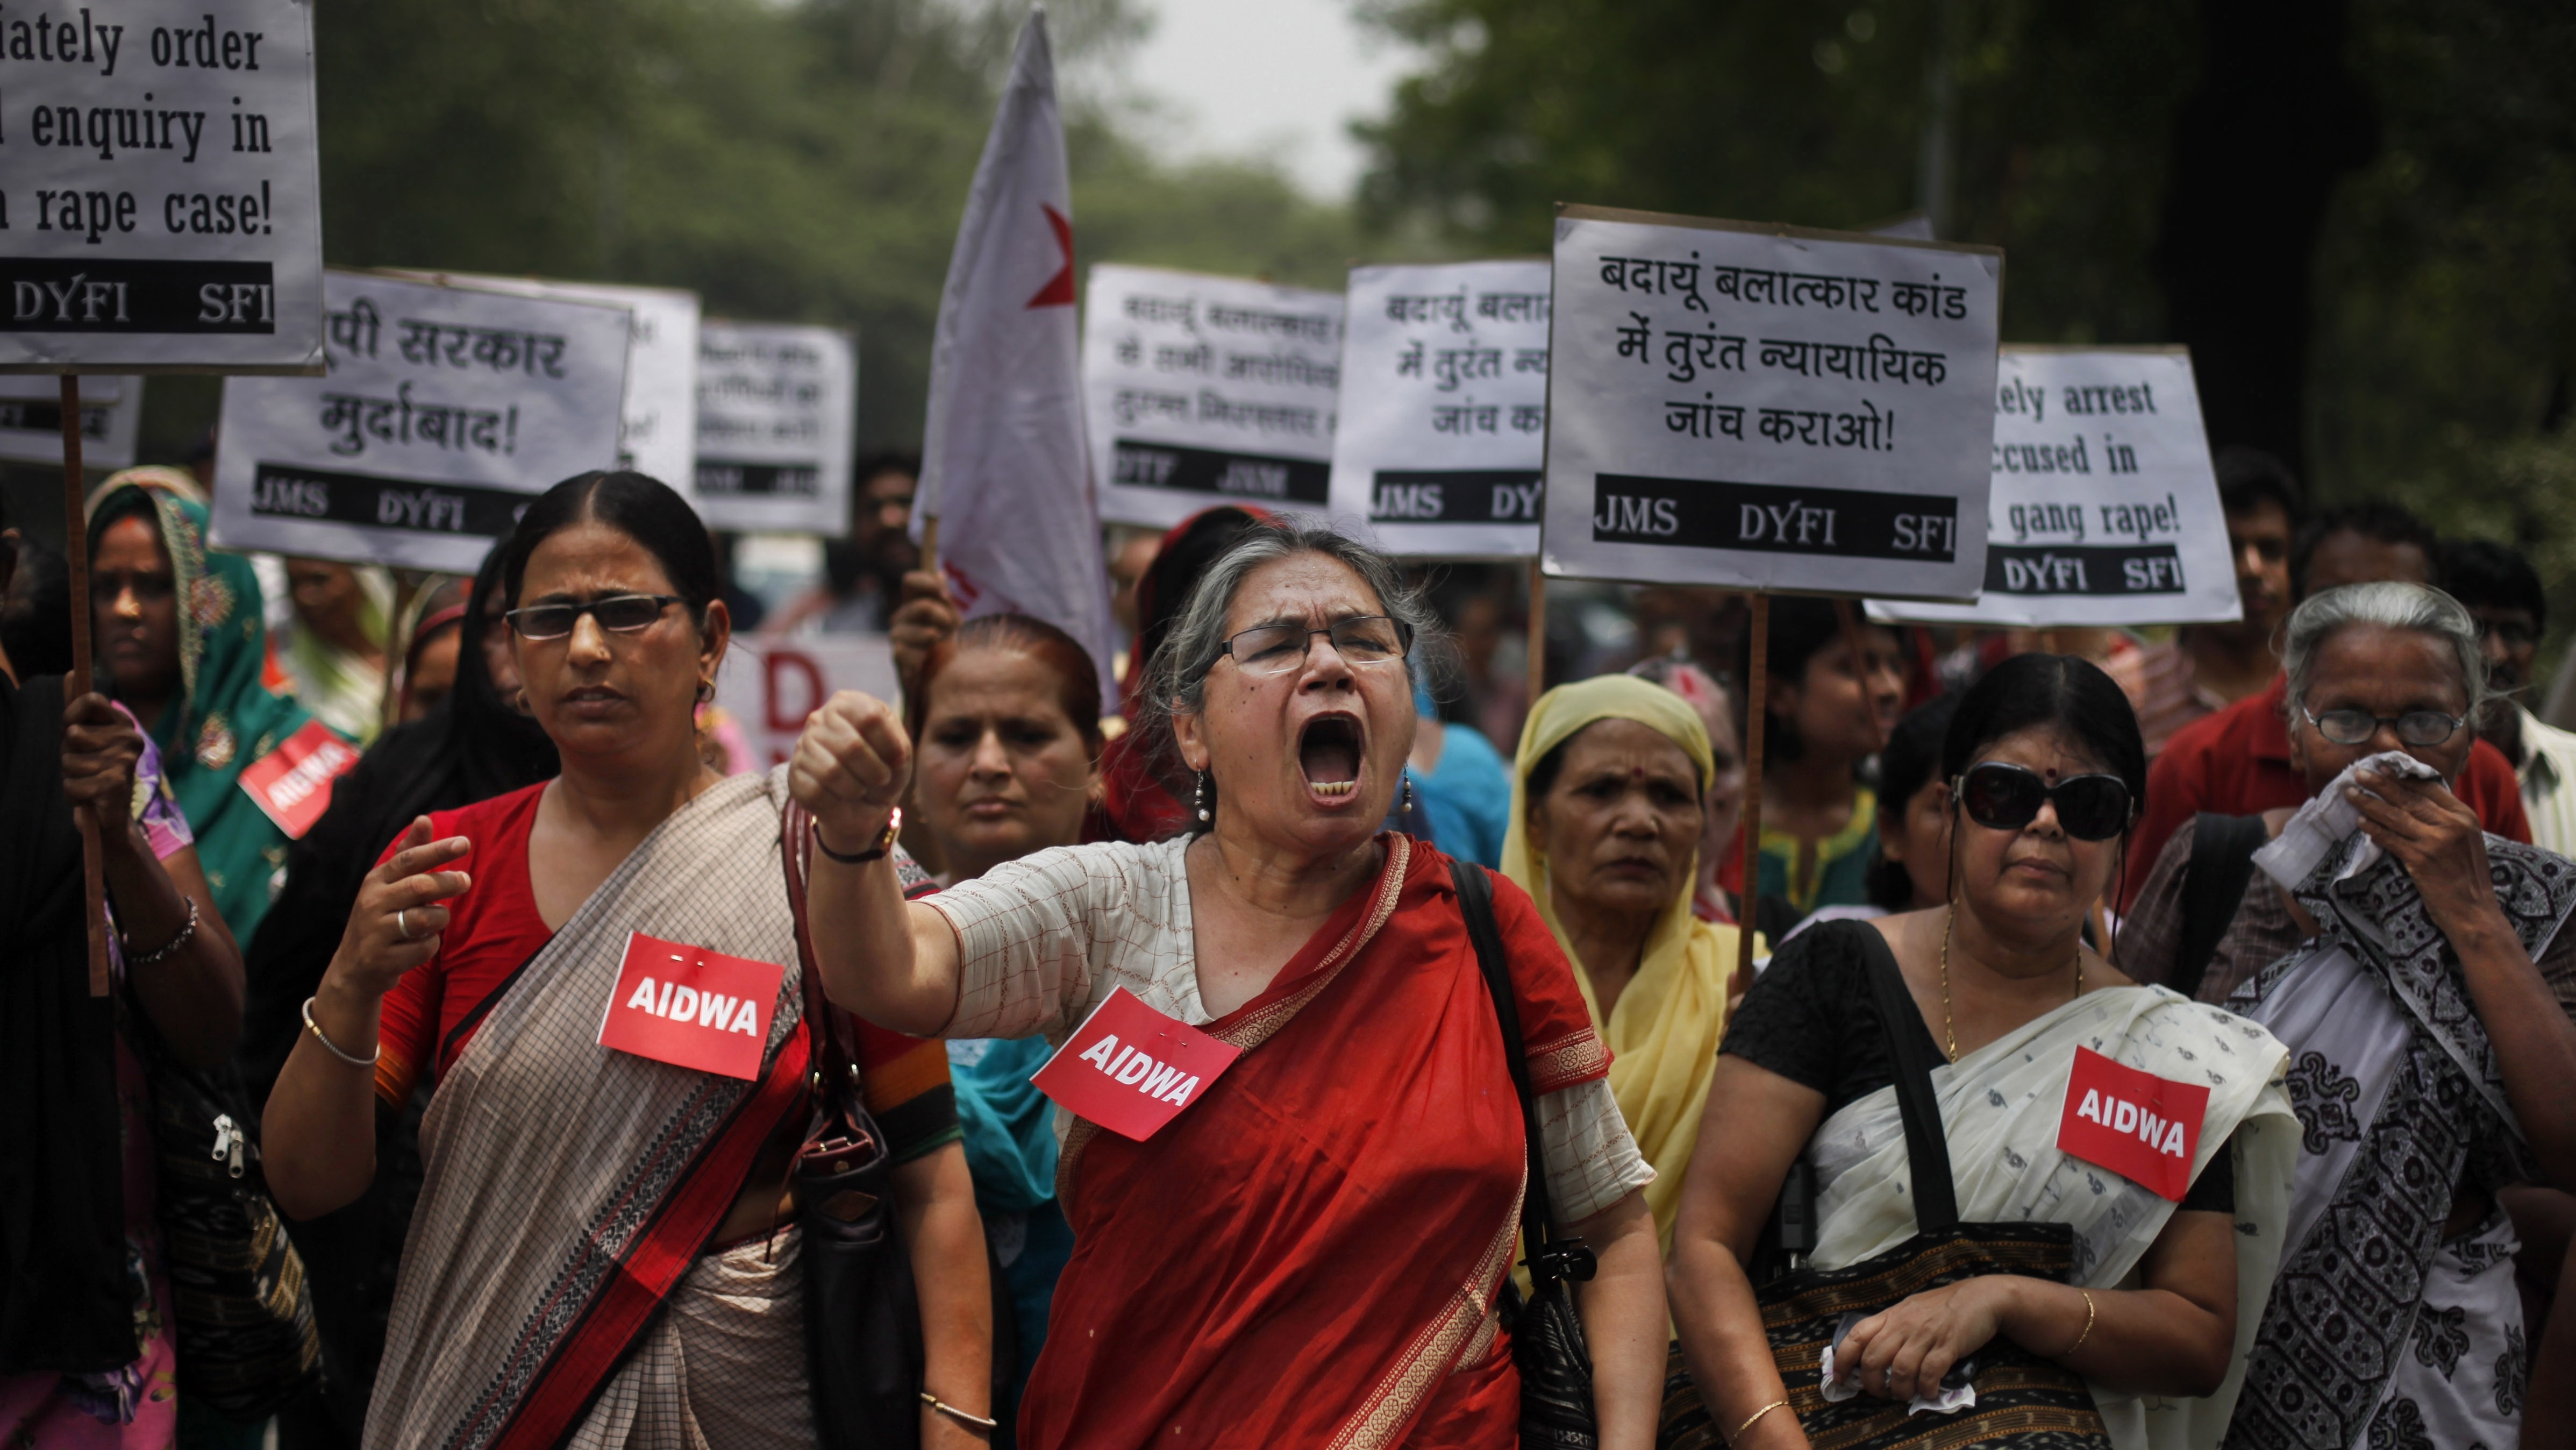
[1027,203,1075,309]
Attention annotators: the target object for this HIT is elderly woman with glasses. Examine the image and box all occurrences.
[2122,582,2576,1450]
[1667,653,2298,1450]
[790,522,1667,1448]
[261,473,991,1450]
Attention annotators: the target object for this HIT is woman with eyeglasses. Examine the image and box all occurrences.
[788,522,1667,1448]
[1665,653,2298,1450]
[260,473,994,1450]
[2122,582,2576,1450]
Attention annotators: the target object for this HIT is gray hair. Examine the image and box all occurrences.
[1139,521,1448,771]
[2282,581,2489,720]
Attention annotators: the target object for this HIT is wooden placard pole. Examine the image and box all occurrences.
[917,515,943,581]
[60,376,110,997]
[1525,556,1547,706]
[1735,592,1770,989]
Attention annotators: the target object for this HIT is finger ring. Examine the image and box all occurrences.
[396,908,412,941]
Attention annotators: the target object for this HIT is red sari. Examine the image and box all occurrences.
[1022,836,1610,1449]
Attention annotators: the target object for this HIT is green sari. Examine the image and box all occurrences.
[91,486,325,943]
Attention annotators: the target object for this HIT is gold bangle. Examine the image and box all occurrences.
[2065,1289,2097,1356]
[919,1391,997,1433]
[1731,1398,1791,1445]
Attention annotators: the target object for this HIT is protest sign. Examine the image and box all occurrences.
[693,322,856,534]
[1540,205,2002,599]
[1328,260,1551,558]
[0,374,141,467]
[0,0,325,374]
[208,271,629,573]
[715,634,903,773]
[1083,264,1344,528]
[387,273,701,493]
[1865,346,2238,628]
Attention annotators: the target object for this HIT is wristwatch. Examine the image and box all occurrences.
[813,807,902,864]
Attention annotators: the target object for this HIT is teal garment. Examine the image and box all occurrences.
[947,1037,1059,1212]
[991,1200,1074,1406]
[1414,722,1513,868]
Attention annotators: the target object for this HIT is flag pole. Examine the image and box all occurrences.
[60,375,111,996]
[917,514,941,579]
[1525,556,1547,706]
[1735,591,1770,993]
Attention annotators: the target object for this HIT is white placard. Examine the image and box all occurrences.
[0,375,141,467]
[1083,264,1344,527]
[1540,207,2002,599]
[1865,346,2239,628]
[1328,260,1550,558]
[0,0,325,373]
[692,322,856,534]
[715,635,901,773]
[208,271,629,572]
[384,273,700,493]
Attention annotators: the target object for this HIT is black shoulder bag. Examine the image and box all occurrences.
[1453,859,1601,1450]
[781,801,924,1450]
[1740,921,2111,1449]
[2174,812,2269,1001]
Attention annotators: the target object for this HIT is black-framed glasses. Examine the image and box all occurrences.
[2301,707,2467,748]
[1209,615,1411,678]
[505,593,685,641]
[1954,762,2133,841]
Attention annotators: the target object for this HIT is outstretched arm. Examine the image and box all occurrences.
[791,691,964,1035]
[892,1142,995,1447]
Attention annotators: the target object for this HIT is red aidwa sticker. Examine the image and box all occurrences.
[596,932,785,1081]
[1031,987,1243,1141]
[2056,1046,2211,1202]
[236,720,361,839]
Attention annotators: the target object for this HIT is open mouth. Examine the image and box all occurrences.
[1298,714,1364,802]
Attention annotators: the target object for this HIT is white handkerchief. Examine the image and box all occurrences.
[1817,1340,1980,1417]
[2251,749,2443,890]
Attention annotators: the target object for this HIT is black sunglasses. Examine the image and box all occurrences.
[505,593,686,641]
[1953,762,2133,842]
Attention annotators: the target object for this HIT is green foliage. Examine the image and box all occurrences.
[308,0,1357,452]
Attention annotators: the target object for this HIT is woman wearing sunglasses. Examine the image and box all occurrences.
[1666,653,2298,1450]
[788,522,1667,1448]
[2123,582,2576,1450]
[261,472,994,1450]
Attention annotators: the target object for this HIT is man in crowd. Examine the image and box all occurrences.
[2109,447,2301,754]
[2446,538,2576,856]
[2121,500,2533,908]
[762,451,921,635]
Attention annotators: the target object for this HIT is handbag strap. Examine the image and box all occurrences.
[778,800,855,1103]
[1846,920,1960,1233]
[1452,859,1591,1279]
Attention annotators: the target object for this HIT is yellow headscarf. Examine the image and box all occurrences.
[1503,675,1746,1253]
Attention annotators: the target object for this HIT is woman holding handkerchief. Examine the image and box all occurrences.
[2160,582,2576,1450]
[1666,652,2299,1450]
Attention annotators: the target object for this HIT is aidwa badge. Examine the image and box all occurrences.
[596,932,786,1081]
[2056,1046,2210,1201]
[236,720,361,838]
[1031,987,1244,1141]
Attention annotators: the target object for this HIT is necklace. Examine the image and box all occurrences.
[1937,905,2082,1064]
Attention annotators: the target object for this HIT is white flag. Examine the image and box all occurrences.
[915,8,1118,702]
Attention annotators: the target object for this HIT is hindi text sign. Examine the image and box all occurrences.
[1329,260,1551,558]
[1540,206,2001,598]
[1865,346,2239,628]
[1085,264,1344,528]
[0,0,325,373]
[208,271,629,573]
[693,322,855,534]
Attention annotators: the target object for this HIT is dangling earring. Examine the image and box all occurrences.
[696,677,715,704]
[1195,771,1212,823]
[1400,774,1417,816]
[513,687,530,713]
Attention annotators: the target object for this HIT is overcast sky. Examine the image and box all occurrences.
[1111,0,1417,201]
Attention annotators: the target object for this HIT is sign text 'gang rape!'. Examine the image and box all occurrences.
[1540,206,2001,598]
[1865,346,2240,630]
[1084,262,1344,528]
[691,321,855,535]
[0,0,324,373]
[209,271,630,573]
[1329,259,1551,559]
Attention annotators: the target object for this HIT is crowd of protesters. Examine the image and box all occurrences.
[9,441,2576,1450]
